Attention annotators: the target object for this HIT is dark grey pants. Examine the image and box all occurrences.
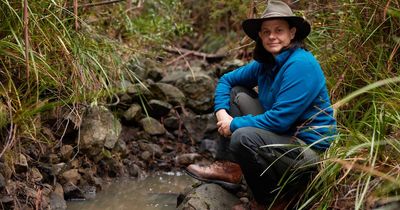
[215,86,320,204]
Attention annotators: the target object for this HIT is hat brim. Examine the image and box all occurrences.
[242,16,311,41]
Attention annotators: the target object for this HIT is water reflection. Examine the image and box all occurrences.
[67,172,196,210]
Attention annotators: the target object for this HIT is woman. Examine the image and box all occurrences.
[187,0,337,209]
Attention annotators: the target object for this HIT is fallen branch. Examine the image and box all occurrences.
[163,46,225,60]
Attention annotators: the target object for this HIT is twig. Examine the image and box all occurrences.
[383,0,392,21]
[73,0,79,30]
[23,0,29,88]
[162,46,225,60]
[165,51,191,66]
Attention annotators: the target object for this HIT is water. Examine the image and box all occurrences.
[67,171,196,210]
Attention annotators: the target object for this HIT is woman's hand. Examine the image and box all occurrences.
[215,109,233,137]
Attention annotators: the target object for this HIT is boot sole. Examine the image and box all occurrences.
[184,169,242,192]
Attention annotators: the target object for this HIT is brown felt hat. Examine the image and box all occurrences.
[242,0,311,41]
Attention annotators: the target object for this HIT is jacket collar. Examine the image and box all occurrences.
[274,48,296,67]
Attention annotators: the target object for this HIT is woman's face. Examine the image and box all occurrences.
[258,19,296,56]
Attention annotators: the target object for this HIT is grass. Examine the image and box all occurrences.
[0,0,189,159]
[297,0,400,209]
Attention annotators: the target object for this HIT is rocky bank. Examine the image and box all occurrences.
[0,57,245,209]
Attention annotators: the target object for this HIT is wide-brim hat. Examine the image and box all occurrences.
[242,0,311,41]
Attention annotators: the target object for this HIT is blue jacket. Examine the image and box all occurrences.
[214,48,337,150]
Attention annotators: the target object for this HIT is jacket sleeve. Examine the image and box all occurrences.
[214,61,261,112]
[230,59,325,133]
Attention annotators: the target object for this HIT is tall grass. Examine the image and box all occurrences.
[0,0,189,159]
[299,0,400,209]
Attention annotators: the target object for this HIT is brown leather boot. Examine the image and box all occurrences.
[186,161,242,184]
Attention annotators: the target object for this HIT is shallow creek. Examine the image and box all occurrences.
[67,172,196,210]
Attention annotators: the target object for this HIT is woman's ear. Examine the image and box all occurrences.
[290,27,297,40]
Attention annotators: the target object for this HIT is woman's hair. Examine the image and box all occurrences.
[252,19,307,63]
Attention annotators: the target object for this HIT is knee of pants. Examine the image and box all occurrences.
[229,127,255,155]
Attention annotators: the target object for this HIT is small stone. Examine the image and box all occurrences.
[14,153,28,173]
[63,182,85,201]
[49,154,60,164]
[138,142,162,157]
[127,163,141,177]
[120,93,132,104]
[123,104,142,122]
[30,167,43,182]
[60,145,74,161]
[148,99,172,118]
[113,139,128,157]
[140,117,166,135]
[147,68,164,82]
[61,169,81,185]
[140,151,152,161]
[69,159,80,169]
[163,116,180,130]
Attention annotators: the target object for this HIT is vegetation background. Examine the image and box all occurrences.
[1,0,399,209]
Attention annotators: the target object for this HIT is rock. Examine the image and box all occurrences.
[50,183,67,210]
[113,139,129,157]
[14,153,28,173]
[177,184,240,210]
[0,173,5,190]
[140,117,166,135]
[138,142,162,157]
[149,82,186,105]
[126,83,151,98]
[63,182,85,200]
[49,154,60,164]
[163,116,180,130]
[147,68,164,82]
[61,169,81,185]
[119,93,133,104]
[78,106,122,156]
[60,145,74,161]
[69,159,80,169]
[140,151,152,161]
[148,99,172,118]
[50,192,67,210]
[123,104,142,122]
[217,59,245,77]
[30,167,43,182]
[161,71,215,113]
[127,163,141,177]
[182,113,209,143]
[175,153,202,166]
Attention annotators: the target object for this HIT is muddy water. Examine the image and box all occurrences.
[67,172,196,210]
